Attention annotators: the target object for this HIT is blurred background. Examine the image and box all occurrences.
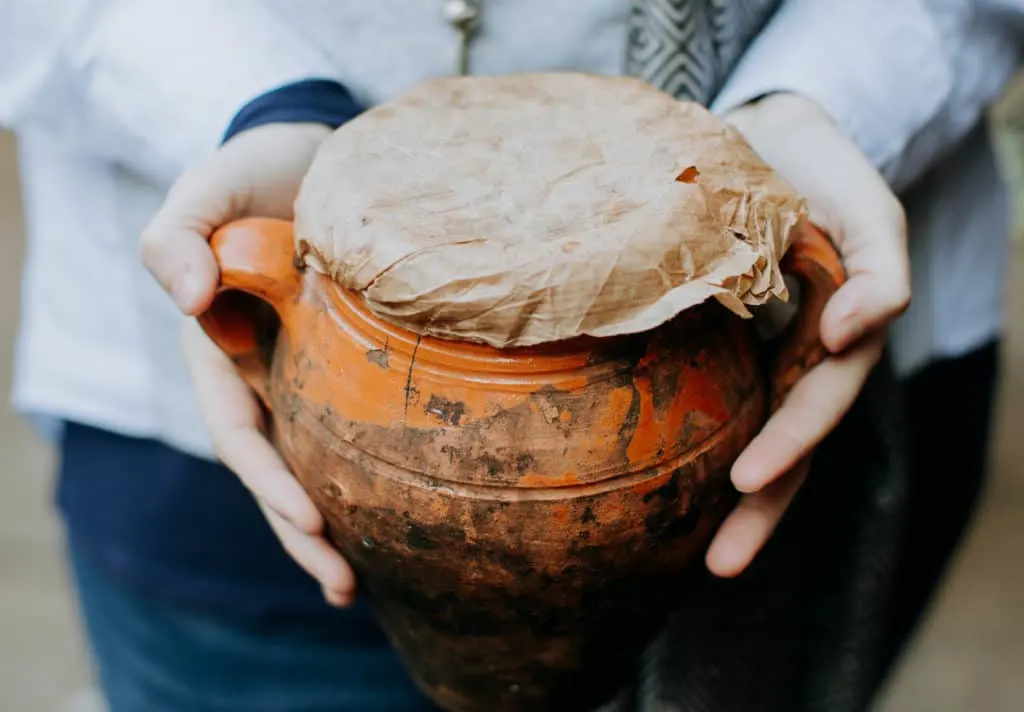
[1,82,1023,712]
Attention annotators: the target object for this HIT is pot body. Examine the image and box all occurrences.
[198,218,844,712]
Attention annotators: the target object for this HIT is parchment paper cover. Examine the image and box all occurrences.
[294,73,806,347]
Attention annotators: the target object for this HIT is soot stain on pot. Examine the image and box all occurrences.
[639,468,706,542]
[405,522,440,550]
[616,381,643,452]
[583,330,648,369]
[439,444,457,464]
[645,503,701,541]
[480,455,503,479]
[642,468,684,505]
[424,395,466,426]
[431,382,613,482]
[400,517,467,552]
[458,395,563,480]
[333,493,698,705]
[578,354,644,465]
[647,345,690,415]
[645,307,722,416]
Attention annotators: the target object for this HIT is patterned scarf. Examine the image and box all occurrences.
[625,0,781,104]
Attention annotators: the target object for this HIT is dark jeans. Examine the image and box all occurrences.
[877,339,1001,683]
[56,419,438,712]
[67,542,438,712]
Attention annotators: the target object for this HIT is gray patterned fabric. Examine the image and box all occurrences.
[614,4,909,709]
[625,0,781,104]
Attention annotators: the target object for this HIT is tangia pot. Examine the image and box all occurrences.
[195,215,844,712]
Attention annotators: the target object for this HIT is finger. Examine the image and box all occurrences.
[820,212,910,353]
[181,321,323,534]
[260,502,356,604]
[732,330,885,493]
[139,162,250,314]
[705,458,811,578]
[322,585,354,608]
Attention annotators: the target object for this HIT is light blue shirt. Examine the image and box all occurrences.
[1,0,1020,459]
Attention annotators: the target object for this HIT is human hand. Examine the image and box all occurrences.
[141,122,330,314]
[705,93,910,577]
[140,123,356,606]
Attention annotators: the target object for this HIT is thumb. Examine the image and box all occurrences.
[139,156,253,315]
[141,123,334,314]
[819,206,910,353]
[809,181,909,354]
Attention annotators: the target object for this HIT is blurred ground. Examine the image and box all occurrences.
[0,131,93,710]
[0,119,1022,710]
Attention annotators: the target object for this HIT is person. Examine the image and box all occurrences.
[0,0,1019,710]
[2,3,436,710]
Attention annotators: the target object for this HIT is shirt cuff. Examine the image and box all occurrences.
[221,79,364,144]
[710,0,952,177]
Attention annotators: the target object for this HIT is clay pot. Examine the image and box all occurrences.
[197,217,844,712]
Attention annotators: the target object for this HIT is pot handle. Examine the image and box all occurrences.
[769,221,847,410]
[195,217,301,407]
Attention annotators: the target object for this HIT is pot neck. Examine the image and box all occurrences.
[319,276,643,377]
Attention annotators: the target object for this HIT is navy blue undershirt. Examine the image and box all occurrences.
[59,79,371,624]
[221,78,363,143]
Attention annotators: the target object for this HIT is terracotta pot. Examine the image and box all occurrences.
[197,217,844,712]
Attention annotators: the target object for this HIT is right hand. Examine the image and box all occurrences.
[705,93,910,578]
[140,122,357,607]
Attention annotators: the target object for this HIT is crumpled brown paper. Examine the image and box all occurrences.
[294,72,807,348]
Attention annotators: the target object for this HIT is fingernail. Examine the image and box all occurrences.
[733,478,761,494]
[171,268,205,314]
[824,294,862,350]
[323,587,354,608]
[731,460,763,493]
[705,543,744,579]
[835,304,861,334]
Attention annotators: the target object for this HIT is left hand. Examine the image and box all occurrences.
[705,93,911,578]
[141,123,358,606]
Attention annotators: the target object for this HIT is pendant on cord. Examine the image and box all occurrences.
[442,0,480,75]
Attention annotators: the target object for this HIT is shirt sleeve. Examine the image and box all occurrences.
[711,0,1024,193]
[1,0,345,183]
